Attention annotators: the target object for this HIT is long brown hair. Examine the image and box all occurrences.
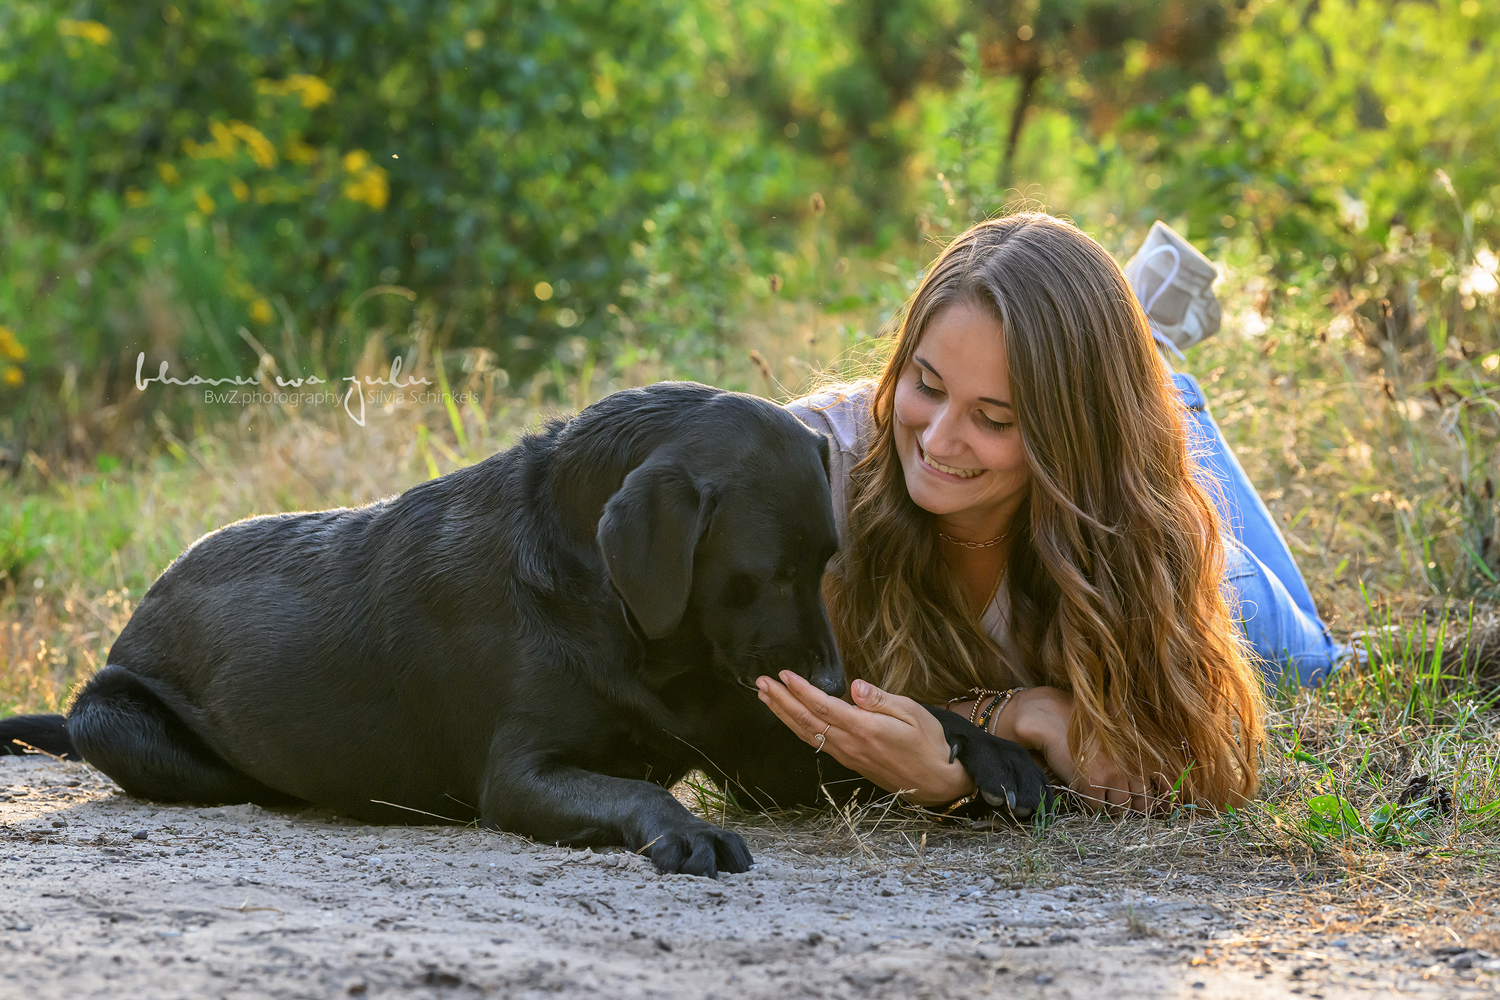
[824,213,1265,808]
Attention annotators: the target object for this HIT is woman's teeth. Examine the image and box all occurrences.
[922,450,981,479]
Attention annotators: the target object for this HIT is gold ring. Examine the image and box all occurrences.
[813,724,831,753]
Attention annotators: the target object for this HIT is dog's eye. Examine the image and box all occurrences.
[769,566,798,599]
[723,574,760,609]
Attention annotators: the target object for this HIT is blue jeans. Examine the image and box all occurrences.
[1171,372,1349,687]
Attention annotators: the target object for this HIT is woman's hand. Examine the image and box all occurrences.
[755,672,973,807]
[998,687,1152,814]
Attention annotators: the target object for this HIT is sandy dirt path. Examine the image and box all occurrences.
[1,756,1489,999]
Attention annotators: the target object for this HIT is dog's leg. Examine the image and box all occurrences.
[68,665,300,807]
[481,759,752,878]
[925,707,1049,819]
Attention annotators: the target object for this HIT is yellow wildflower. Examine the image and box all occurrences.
[230,178,250,202]
[193,188,216,215]
[250,299,275,324]
[158,163,180,185]
[289,74,334,108]
[58,19,113,45]
[0,326,26,361]
[343,169,390,210]
[186,121,276,168]
[339,149,389,209]
[2,366,22,387]
[256,74,335,109]
[208,120,235,151]
[229,122,277,168]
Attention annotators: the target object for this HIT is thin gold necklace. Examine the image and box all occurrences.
[938,529,1007,549]
[937,527,1008,611]
[980,566,1006,613]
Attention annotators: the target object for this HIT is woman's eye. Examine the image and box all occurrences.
[980,413,1013,432]
[914,375,944,398]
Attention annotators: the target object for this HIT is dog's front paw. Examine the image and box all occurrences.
[927,708,1048,819]
[645,823,752,878]
[964,740,1048,818]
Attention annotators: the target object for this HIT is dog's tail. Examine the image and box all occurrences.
[0,714,75,759]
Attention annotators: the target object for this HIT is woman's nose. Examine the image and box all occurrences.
[920,404,967,458]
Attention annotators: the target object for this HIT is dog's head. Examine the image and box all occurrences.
[596,392,844,697]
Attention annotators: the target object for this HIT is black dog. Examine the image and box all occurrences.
[0,382,1045,876]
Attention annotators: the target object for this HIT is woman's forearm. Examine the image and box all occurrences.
[948,687,1050,744]
[965,687,1077,788]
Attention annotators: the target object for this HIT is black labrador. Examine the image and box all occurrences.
[0,382,1045,876]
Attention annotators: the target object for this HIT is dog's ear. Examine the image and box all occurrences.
[597,457,713,640]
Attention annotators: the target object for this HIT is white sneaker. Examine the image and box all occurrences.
[1123,221,1222,356]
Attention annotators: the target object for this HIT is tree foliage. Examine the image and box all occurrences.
[0,0,774,386]
[0,0,1494,433]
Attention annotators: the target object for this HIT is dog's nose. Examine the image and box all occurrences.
[810,654,846,699]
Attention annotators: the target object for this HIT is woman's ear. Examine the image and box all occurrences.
[596,456,713,640]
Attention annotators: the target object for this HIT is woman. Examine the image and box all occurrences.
[758,213,1343,814]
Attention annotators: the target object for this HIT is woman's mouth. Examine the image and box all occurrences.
[918,444,983,480]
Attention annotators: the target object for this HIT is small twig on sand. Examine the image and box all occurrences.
[219,897,285,914]
[368,799,466,824]
[8,740,69,763]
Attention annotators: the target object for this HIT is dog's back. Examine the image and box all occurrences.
[84,420,587,819]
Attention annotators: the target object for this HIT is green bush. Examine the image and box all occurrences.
[0,0,799,393]
[1147,0,1498,290]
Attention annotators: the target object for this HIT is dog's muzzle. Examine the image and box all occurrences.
[809,654,846,699]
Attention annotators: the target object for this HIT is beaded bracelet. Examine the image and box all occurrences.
[947,687,1008,717]
[970,694,1001,727]
[977,687,1028,734]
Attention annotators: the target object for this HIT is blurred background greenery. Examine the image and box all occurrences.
[3,0,1492,416]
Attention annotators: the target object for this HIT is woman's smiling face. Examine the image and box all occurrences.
[892,301,1032,533]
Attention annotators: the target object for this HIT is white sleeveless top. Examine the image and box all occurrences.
[783,381,1034,686]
